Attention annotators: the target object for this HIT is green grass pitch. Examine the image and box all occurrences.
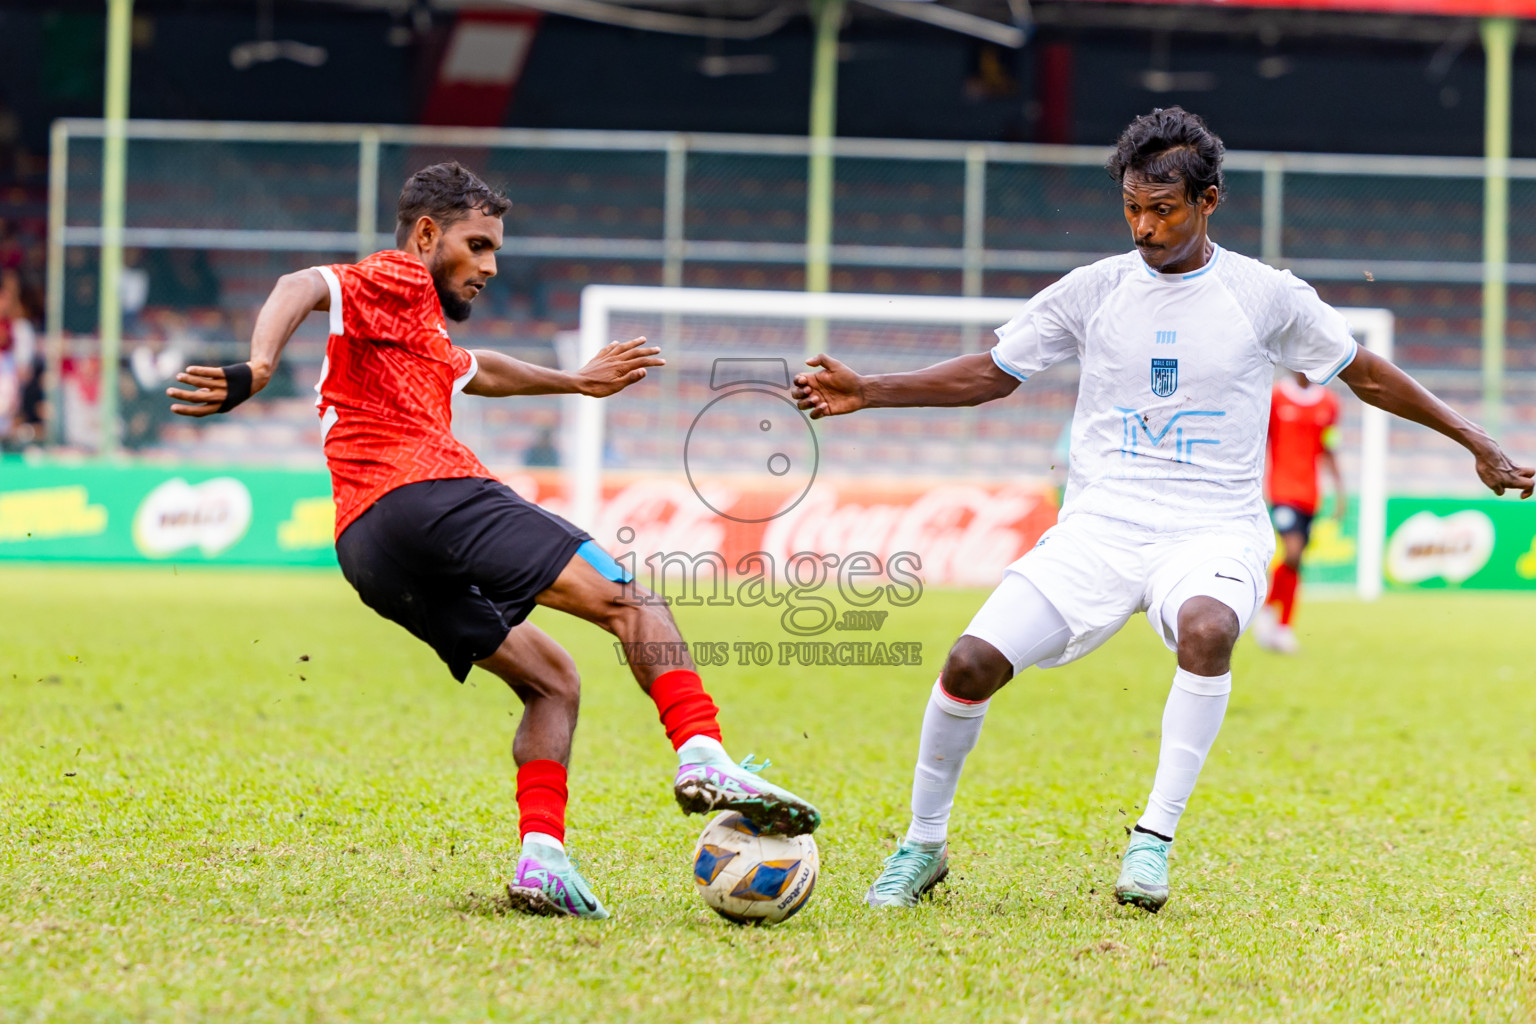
[1,565,1530,1022]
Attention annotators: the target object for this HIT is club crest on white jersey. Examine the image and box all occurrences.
[989,244,1359,533]
[1150,358,1178,397]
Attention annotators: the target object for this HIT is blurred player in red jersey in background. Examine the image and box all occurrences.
[1252,371,1345,654]
[165,163,820,920]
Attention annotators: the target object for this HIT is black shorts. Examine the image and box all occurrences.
[1269,503,1315,544]
[336,477,592,682]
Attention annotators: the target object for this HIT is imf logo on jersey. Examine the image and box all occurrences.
[1115,406,1225,463]
[1150,358,1178,397]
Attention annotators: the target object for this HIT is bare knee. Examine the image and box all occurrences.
[940,636,1014,703]
[1176,597,1240,676]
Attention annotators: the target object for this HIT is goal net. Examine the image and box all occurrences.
[556,285,1392,599]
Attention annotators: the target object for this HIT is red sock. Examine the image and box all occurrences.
[1270,564,1299,625]
[516,759,568,843]
[649,669,723,750]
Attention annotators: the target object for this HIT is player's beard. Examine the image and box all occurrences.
[429,254,476,322]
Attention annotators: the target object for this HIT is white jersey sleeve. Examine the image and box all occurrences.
[1257,270,1359,384]
[990,259,1124,380]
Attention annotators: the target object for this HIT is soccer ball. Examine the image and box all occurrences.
[691,810,819,925]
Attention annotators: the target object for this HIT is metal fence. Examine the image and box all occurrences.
[51,120,1536,281]
[44,118,1536,491]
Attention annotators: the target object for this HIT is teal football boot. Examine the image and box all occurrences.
[1115,830,1172,913]
[865,839,949,908]
[674,753,822,836]
[503,835,610,920]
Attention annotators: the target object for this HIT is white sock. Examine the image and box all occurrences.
[677,733,729,767]
[521,831,565,855]
[905,679,990,846]
[1137,667,1232,840]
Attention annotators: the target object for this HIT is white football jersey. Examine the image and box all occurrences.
[991,244,1358,534]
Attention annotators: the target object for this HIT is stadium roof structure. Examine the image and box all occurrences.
[301,0,1536,43]
[314,0,1513,51]
[317,0,1031,47]
[25,0,1528,45]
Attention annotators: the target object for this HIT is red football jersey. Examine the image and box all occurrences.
[313,250,491,538]
[1265,377,1340,515]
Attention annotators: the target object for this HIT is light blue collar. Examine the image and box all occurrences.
[1141,242,1221,282]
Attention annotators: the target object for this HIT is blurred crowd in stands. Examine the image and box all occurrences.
[0,115,1530,474]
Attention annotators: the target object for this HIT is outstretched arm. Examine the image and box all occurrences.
[791,351,1020,419]
[1338,347,1533,498]
[167,268,328,417]
[465,337,663,398]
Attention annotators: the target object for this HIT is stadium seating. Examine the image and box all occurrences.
[38,143,1533,488]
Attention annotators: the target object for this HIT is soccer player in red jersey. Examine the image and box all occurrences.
[166,163,819,919]
[1253,372,1345,654]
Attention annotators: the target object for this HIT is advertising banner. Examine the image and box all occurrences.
[1263,495,1536,593]
[6,459,1530,591]
[1291,495,1359,591]
[1383,496,1536,591]
[0,458,340,566]
[0,460,1061,586]
[502,470,1061,590]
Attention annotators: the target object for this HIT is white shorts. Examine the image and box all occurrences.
[964,513,1274,670]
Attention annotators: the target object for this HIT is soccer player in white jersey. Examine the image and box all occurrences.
[791,107,1533,913]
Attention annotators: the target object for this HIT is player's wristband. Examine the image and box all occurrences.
[217,363,254,413]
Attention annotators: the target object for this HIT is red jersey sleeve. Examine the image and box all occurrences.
[316,252,435,346]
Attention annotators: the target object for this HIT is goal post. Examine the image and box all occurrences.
[1344,307,1393,601]
[572,284,1392,600]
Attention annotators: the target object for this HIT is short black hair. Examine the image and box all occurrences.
[1107,107,1226,206]
[395,162,511,247]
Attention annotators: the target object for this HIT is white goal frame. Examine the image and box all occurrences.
[574,285,1393,601]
